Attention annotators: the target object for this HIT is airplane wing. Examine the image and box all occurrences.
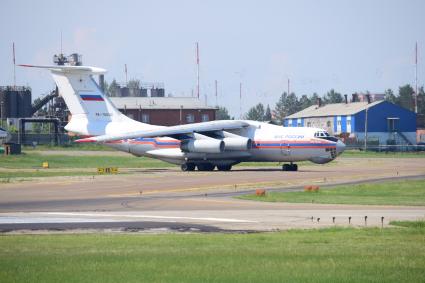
[76,120,250,143]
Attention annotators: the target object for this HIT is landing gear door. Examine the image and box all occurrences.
[280,140,290,156]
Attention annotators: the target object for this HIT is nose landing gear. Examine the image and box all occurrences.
[282,163,298,171]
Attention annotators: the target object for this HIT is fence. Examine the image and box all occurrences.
[9,133,74,146]
[345,143,424,152]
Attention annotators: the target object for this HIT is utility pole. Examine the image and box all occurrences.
[364,107,368,151]
[215,80,218,106]
[60,31,63,55]
[12,42,16,90]
[196,42,200,99]
[124,64,128,85]
[239,82,242,119]
[287,78,290,95]
[415,42,418,113]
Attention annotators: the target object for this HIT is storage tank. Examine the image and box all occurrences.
[8,90,18,118]
[140,88,148,97]
[150,88,165,97]
[18,90,32,117]
[120,87,130,97]
[0,88,10,119]
[0,87,32,118]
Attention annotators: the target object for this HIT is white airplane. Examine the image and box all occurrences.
[21,64,345,171]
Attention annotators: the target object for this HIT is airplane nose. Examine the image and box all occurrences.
[336,140,346,155]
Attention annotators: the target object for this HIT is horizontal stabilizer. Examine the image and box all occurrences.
[18,64,107,74]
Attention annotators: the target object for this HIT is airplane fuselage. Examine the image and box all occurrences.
[106,121,343,166]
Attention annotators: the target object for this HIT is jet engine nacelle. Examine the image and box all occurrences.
[223,137,252,151]
[180,139,225,153]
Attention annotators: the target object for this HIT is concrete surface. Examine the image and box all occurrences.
[0,157,424,233]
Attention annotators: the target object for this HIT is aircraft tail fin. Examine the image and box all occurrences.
[20,65,156,136]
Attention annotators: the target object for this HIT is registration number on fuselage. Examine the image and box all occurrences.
[274,134,305,139]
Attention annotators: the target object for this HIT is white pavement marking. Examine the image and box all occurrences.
[44,212,258,223]
[0,216,120,224]
[0,212,257,224]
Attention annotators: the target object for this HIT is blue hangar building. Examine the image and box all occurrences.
[284,99,417,145]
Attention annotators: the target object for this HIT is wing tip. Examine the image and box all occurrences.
[17,64,36,68]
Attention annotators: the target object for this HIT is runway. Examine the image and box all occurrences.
[1,157,424,233]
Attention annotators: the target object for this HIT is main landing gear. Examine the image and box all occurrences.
[196,163,215,171]
[181,163,196,171]
[180,163,233,172]
[216,165,232,171]
[282,163,298,171]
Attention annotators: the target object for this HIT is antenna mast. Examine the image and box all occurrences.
[239,82,242,119]
[287,78,290,95]
[196,42,200,99]
[415,42,418,113]
[125,64,128,85]
[215,80,218,106]
[12,42,16,90]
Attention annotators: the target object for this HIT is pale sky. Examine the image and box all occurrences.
[0,0,424,116]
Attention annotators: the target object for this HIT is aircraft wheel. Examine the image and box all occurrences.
[282,164,298,171]
[197,164,215,171]
[217,165,232,171]
[205,164,215,171]
[181,163,195,171]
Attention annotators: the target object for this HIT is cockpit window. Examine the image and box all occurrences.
[314,131,338,142]
[314,131,329,137]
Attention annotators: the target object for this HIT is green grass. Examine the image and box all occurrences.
[0,224,424,283]
[0,171,102,180]
[0,152,175,169]
[238,179,425,206]
[390,220,425,229]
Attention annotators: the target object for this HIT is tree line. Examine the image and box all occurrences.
[237,85,425,122]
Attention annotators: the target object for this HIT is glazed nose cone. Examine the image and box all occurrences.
[336,140,346,155]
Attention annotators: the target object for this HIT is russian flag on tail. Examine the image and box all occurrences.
[80,94,104,101]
